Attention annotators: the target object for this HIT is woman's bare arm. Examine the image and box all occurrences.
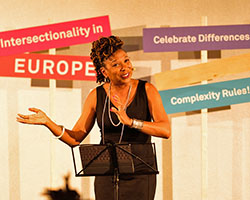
[140,82,171,138]
[17,89,97,147]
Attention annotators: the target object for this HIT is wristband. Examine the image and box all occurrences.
[131,119,144,130]
[53,125,65,139]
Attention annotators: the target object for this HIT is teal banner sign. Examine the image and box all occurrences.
[159,78,250,114]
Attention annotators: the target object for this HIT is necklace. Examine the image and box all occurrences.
[101,82,132,144]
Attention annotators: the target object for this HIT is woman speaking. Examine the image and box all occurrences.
[17,35,171,200]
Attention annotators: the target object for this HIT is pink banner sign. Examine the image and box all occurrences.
[0,53,96,81]
[0,15,111,56]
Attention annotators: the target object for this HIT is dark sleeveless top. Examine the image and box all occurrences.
[96,80,152,144]
[94,80,156,200]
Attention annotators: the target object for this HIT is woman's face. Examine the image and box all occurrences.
[102,49,133,85]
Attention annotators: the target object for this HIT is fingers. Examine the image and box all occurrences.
[110,106,123,113]
[112,95,125,111]
[110,106,131,126]
[17,108,39,120]
[17,113,29,119]
[110,95,130,124]
[110,107,118,113]
[16,114,32,123]
[113,95,119,103]
[16,112,32,122]
[16,117,29,124]
[110,106,125,116]
[16,108,44,124]
[112,95,123,108]
[28,107,41,113]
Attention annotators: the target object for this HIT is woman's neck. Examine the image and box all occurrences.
[110,80,133,91]
[109,80,132,102]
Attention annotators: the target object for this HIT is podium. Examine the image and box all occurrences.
[71,143,158,200]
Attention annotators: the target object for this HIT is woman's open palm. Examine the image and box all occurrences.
[17,108,48,125]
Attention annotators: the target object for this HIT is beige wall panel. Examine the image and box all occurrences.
[1,0,250,31]
[154,53,250,90]
[52,89,82,190]
[242,117,250,200]
[17,89,52,200]
[207,111,234,200]
[18,88,82,200]
[0,89,9,200]
[172,114,202,199]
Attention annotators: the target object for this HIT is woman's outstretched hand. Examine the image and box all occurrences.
[16,108,48,125]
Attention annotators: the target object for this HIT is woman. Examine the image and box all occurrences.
[17,35,171,200]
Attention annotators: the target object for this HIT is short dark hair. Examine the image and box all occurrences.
[90,35,124,83]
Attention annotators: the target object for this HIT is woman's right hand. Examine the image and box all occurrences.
[16,108,49,125]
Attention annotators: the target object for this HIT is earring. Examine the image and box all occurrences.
[104,77,110,83]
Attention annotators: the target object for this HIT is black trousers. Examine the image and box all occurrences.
[94,174,156,200]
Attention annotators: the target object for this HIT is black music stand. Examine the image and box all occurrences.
[71,143,158,200]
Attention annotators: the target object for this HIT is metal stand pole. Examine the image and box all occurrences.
[113,168,119,200]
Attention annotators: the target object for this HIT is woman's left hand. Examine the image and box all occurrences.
[110,95,132,126]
